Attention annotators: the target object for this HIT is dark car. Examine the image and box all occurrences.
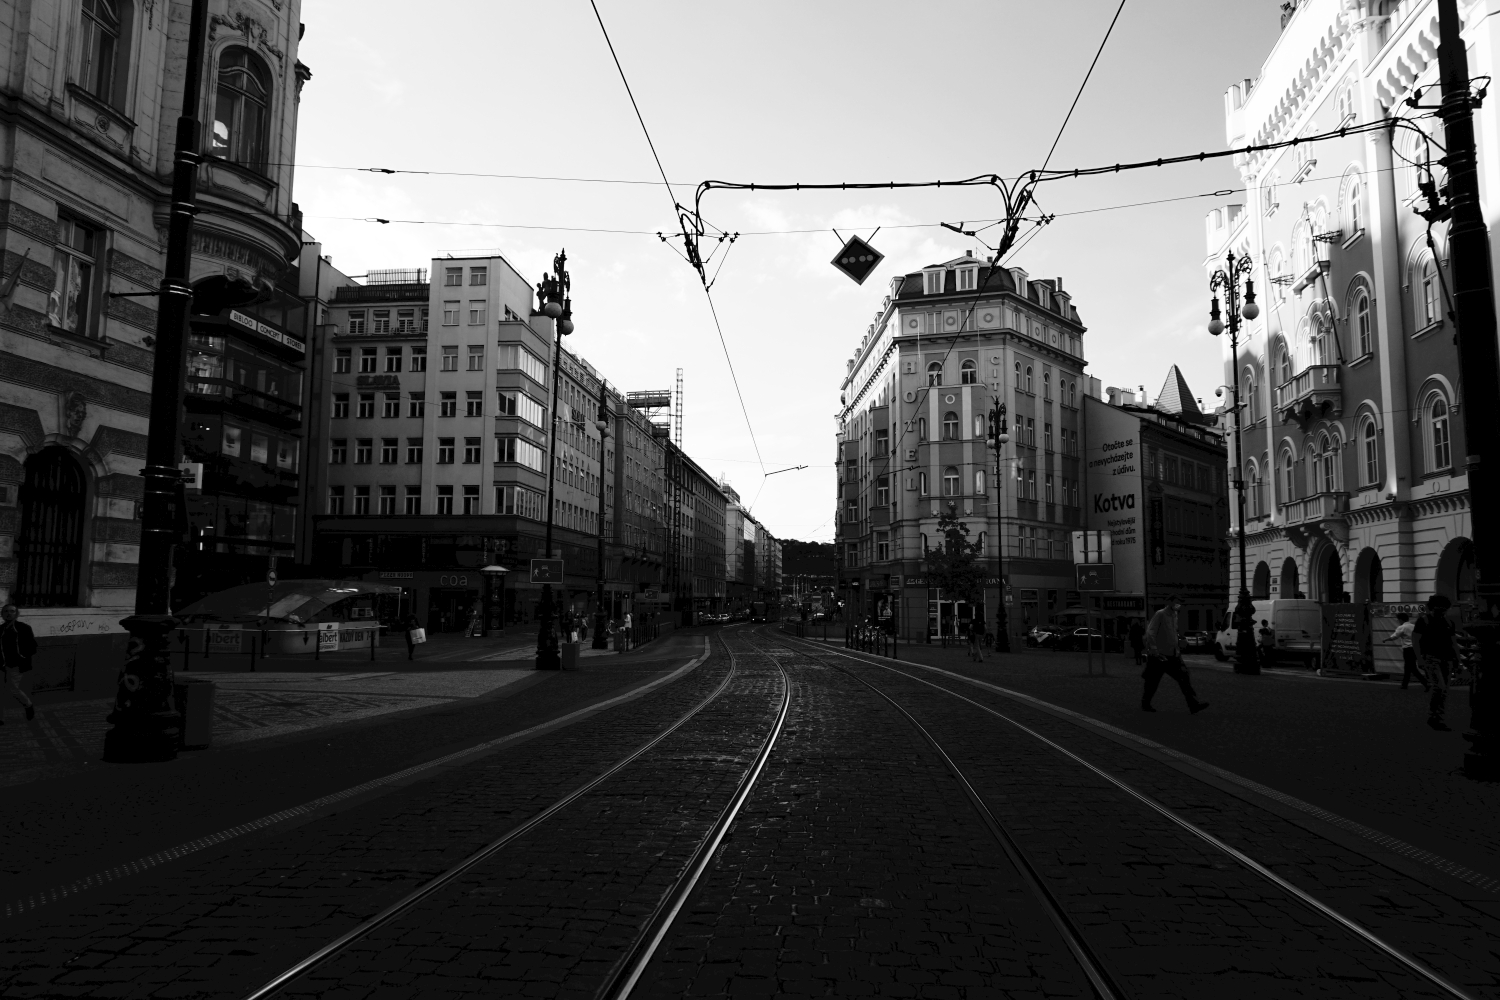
[1182,630,1212,653]
[1057,627,1105,651]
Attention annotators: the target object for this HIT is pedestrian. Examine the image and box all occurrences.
[1128,619,1146,665]
[1140,595,1209,714]
[401,614,422,661]
[622,611,633,651]
[969,617,986,662]
[1382,612,1426,691]
[1412,595,1461,730]
[1257,618,1277,669]
[0,603,38,723]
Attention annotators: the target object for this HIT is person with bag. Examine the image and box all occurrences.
[403,614,425,661]
[1382,612,1426,691]
[1140,595,1209,714]
[0,604,38,723]
[1412,595,1461,730]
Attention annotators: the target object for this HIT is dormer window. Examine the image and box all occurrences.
[956,266,978,292]
[922,269,946,295]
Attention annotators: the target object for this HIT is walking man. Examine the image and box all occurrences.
[1412,595,1460,730]
[1383,612,1426,691]
[1140,595,1208,714]
[1257,618,1277,670]
[0,604,38,723]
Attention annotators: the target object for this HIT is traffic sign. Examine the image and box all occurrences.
[1075,563,1116,592]
[266,570,277,586]
[830,235,885,285]
[530,558,564,584]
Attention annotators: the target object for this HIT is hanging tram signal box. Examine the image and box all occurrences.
[830,235,885,285]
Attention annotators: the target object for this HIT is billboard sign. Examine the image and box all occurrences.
[1083,397,1144,594]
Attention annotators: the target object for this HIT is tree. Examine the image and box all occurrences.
[924,504,988,610]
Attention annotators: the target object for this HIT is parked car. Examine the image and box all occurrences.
[1182,630,1212,653]
[1057,627,1105,652]
[1212,599,1322,666]
[1026,625,1065,648]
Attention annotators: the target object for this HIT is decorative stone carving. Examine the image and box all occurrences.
[210,11,286,64]
[62,391,87,438]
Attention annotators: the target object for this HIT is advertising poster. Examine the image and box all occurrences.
[1321,603,1371,673]
[1082,397,1144,595]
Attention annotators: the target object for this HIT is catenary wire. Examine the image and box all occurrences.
[1040,0,1128,174]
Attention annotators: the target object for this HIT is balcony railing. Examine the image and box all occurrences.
[1275,365,1341,427]
[1280,491,1348,526]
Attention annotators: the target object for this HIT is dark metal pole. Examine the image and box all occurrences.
[988,400,1011,652]
[1433,0,1500,778]
[535,252,570,671]
[592,390,611,649]
[102,0,211,761]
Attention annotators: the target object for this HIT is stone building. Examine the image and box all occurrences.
[836,252,1089,642]
[0,0,308,670]
[1209,0,1492,608]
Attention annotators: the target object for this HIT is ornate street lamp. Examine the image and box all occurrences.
[535,250,572,671]
[985,399,1012,652]
[1208,250,1261,675]
[592,391,612,649]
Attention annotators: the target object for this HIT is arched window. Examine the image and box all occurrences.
[1353,291,1372,356]
[1242,368,1257,423]
[1348,178,1363,233]
[1277,344,1292,384]
[1025,366,1033,393]
[960,360,977,384]
[917,417,926,441]
[1247,463,1261,518]
[942,466,960,496]
[1311,317,1331,365]
[973,414,985,438]
[80,0,129,108]
[1068,380,1076,407]
[1281,449,1296,504]
[212,48,272,172]
[1420,258,1441,327]
[927,361,943,386]
[1013,361,1022,388]
[1361,418,1379,485]
[1043,371,1051,399]
[14,447,87,606]
[1317,435,1339,493]
[942,411,959,440]
[975,469,986,494]
[1428,393,1453,470]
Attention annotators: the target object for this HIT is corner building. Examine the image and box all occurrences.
[1209,0,1497,609]
[836,254,1089,643]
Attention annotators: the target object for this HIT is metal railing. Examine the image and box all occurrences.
[1274,364,1341,413]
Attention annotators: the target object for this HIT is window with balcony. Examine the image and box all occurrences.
[436,485,454,515]
[410,347,427,372]
[406,437,423,464]
[371,311,391,335]
[1280,449,1297,504]
[384,347,403,372]
[347,311,366,335]
[942,411,959,440]
[927,361,943,386]
[404,486,421,514]
[437,438,455,464]
[357,394,374,419]
[961,360,977,384]
[396,309,417,334]
[332,393,349,419]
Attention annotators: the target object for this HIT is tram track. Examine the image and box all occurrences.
[774,626,1486,1000]
[242,629,791,1000]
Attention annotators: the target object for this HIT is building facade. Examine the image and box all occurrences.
[1210,0,1492,609]
[836,253,1089,641]
[664,442,727,615]
[0,0,308,669]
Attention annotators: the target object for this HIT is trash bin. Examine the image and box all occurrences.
[173,676,216,749]
[561,641,582,670]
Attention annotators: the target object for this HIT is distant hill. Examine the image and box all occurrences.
[782,539,836,577]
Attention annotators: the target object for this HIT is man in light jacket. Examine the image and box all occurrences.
[1141,595,1209,715]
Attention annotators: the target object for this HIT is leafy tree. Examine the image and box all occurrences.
[924,503,988,607]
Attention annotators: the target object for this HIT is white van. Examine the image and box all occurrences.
[1212,599,1322,667]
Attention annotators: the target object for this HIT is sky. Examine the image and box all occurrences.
[293,1,1286,544]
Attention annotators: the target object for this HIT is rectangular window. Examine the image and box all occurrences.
[441,345,459,370]
[1045,474,1055,504]
[462,484,480,514]
[408,392,425,418]
[496,391,516,416]
[378,485,397,516]
[1026,418,1036,447]
[384,347,403,372]
[1044,423,1053,452]
[875,427,889,456]
[410,346,427,372]
[463,437,481,463]
[357,394,375,419]
[353,486,371,515]
[467,345,484,370]
[371,311,391,335]
[332,393,349,419]
[382,393,400,418]
[496,344,548,384]
[355,438,373,464]
[347,311,366,335]
[334,349,351,374]
[469,301,486,326]
[1027,470,1037,499]
[406,437,423,464]
[1165,456,1179,483]
[396,309,417,334]
[495,436,545,472]
[466,390,483,417]
[876,476,890,507]
[359,347,377,372]
[48,217,98,336]
[329,438,347,464]
[443,301,460,326]
[444,267,462,287]
[437,437,455,464]
[470,267,487,286]
[876,532,891,561]
[380,438,398,464]
[436,485,454,515]
[420,308,429,333]
[404,486,421,515]
[327,486,345,515]
[440,391,457,417]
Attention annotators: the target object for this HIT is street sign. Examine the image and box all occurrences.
[530,558,564,584]
[830,235,885,285]
[1075,563,1116,592]
[266,570,277,586]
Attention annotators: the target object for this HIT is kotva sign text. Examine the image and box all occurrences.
[1093,492,1137,513]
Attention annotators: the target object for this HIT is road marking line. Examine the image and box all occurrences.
[2,637,712,921]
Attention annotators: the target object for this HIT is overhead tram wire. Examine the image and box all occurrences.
[1039,0,1128,173]
[587,0,766,476]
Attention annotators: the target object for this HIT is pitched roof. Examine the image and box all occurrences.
[1155,365,1202,419]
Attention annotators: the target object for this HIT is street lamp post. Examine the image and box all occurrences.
[101,0,212,762]
[985,399,1012,652]
[592,390,611,649]
[1208,250,1261,675]
[535,250,574,671]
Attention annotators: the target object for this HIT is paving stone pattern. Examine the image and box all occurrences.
[0,641,735,999]
[631,631,1099,1000]
[801,640,1499,999]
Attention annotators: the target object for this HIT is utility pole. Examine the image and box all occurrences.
[1435,0,1500,779]
[102,0,211,762]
